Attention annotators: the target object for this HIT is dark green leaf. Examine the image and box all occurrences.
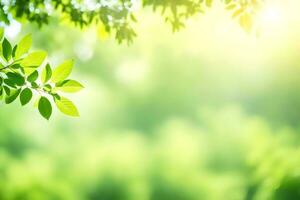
[38,96,52,120]
[20,88,33,106]
[27,70,38,82]
[2,38,12,61]
[6,72,25,86]
[3,85,10,95]
[5,89,21,104]
[12,45,17,58]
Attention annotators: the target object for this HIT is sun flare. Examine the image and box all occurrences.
[260,5,283,25]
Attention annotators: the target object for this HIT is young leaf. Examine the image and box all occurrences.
[15,34,32,59]
[55,96,79,117]
[51,60,74,83]
[38,96,52,120]
[55,80,84,93]
[20,88,33,106]
[41,63,52,83]
[5,89,21,104]
[27,70,39,82]
[20,51,47,68]
[2,38,12,61]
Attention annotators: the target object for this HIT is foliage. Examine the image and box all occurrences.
[0,28,83,119]
[0,0,264,43]
[0,107,300,200]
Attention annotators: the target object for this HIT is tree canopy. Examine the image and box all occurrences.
[1,0,263,43]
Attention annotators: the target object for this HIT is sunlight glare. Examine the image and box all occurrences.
[259,4,283,29]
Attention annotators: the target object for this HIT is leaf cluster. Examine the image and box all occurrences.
[0,0,264,43]
[0,28,83,120]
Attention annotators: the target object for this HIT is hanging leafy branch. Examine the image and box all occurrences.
[0,0,264,43]
[0,28,83,120]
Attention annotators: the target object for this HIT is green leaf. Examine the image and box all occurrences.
[55,96,79,117]
[41,63,52,83]
[6,72,25,86]
[27,70,39,82]
[44,84,52,91]
[55,80,84,93]
[15,34,32,59]
[31,82,39,89]
[2,38,12,61]
[3,86,10,95]
[20,51,47,68]
[51,60,74,83]
[0,27,4,41]
[38,96,52,120]
[12,45,17,58]
[5,89,21,104]
[20,88,33,106]
[0,87,3,100]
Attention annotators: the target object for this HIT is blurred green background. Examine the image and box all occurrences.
[1,2,300,200]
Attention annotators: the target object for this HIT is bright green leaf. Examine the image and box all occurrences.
[55,96,79,117]
[33,96,40,108]
[0,27,4,41]
[51,60,74,83]
[15,34,32,59]
[55,80,84,93]
[21,51,47,68]
[41,63,52,83]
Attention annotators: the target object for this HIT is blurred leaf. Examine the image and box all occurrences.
[97,23,109,40]
[206,0,213,7]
